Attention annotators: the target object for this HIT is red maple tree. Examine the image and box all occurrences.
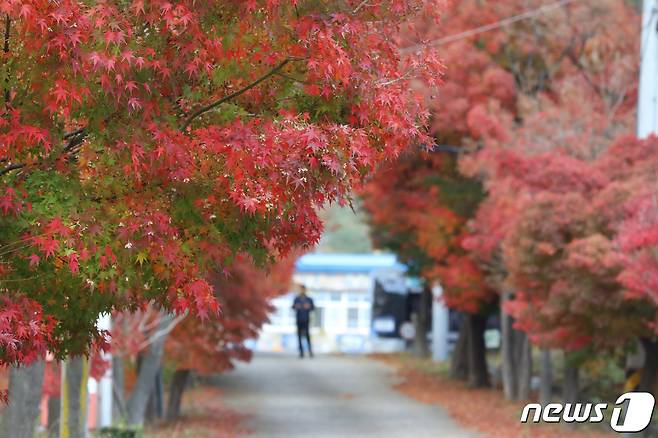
[362,0,640,396]
[162,253,295,419]
[0,0,445,370]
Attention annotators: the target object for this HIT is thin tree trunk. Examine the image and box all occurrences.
[500,292,517,399]
[145,367,164,423]
[166,369,191,421]
[562,356,580,405]
[154,367,164,418]
[62,355,89,438]
[47,395,60,438]
[144,387,155,422]
[450,313,469,380]
[415,285,431,358]
[142,354,155,424]
[635,340,658,438]
[516,332,532,400]
[501,291,532,400]
[539,348,552,407]
[638,338,658,393]
[467,313,489,388]
[112,355,126,422]
[0,359,46,438]
[126,313,172,426]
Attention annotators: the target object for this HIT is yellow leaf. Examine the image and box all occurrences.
[135,251,148,266]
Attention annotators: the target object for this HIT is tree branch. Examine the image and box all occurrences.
[63,127,85,140]
[63,129,87,153]
[180,58,293,131]
[136,312,187,352]
[428,144,473,154]
[3,15,10,105]
[353,0,371,14]
[0,128,88,177]
[0,162,24,176]
[275,71,311,85]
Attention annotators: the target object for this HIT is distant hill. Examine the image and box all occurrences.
[315,201,373,254]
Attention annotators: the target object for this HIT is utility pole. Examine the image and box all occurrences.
[638,0,658,138]
[431,283,449,361]
[625,5,658,437]
[97,313,113,428]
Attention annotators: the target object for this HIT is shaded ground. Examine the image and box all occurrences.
[373,353,613,438]
[211,353,481,438]
[145,386,247,438]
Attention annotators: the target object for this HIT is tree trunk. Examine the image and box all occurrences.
[112,355,127,422]
[539,349,552,407]
[516,331,532,400]
[638,338,658,393]
[0,359,46,438]
[166,369,191,421]
[47,395,60,438]
[501,292,532,400]
[450,313,469,380]
[144,367,164,423]
[500,292,517,399]
[62,355,89,438]
[140,353,154,424]
[467,313,489,388]
[563,362,579,404]
[413,286,431,357]
[126,313,172,426]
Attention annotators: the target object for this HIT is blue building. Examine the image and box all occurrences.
[256,253,411,354]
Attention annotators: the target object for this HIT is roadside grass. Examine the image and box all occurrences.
[370,353,613,438]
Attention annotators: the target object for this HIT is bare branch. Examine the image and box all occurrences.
[63,127,85,140]
[136,312,187,352]
[274,71,311,85]
[63,129,87,153]
[353,0,371,14]
[428,144,480,154]
[377,71,413,87]
[180,58,294,131]
[0,162,25,176]
[3,15,10,105]
[0,128,87,177]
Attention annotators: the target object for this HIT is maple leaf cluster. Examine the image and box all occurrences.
[0,295,53,371]
[0,0,445,366]
[164,253,295,374]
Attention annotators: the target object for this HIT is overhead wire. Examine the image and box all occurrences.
[400,0,582,53]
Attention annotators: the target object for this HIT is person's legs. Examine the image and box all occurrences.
[304,322,313,357]
[297,322,304,357]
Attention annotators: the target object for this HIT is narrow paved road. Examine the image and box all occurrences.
[212,353,480,438]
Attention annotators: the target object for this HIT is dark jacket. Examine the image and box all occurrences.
[292,294,315,324]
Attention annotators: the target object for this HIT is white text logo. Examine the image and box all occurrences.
[520,392,655,433]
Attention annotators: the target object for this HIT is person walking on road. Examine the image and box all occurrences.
[292,284,315,358]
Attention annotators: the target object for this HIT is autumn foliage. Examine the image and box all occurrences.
[165,254,295,374]
[363,0,655,376]
[2,0,658,422]
[0,0,445,369]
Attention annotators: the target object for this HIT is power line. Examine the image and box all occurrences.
[401,0,582,53]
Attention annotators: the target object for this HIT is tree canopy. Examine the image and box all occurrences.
[0,0,444,369]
